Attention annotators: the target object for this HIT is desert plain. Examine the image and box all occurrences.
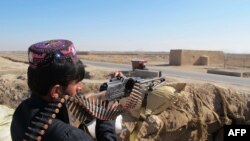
[0,51,250,141]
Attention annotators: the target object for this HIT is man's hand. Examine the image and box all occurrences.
[112,71,124,78]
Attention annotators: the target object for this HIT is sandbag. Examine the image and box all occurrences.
[120,83,250,141]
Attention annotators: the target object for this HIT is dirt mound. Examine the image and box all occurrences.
[120,83,250,141]
[0,105,14,141]
[0,56,112,108]
[0,74,30,108]
[0,73,107,109]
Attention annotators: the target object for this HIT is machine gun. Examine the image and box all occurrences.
[23,76,165,141]
[99,76,166,101]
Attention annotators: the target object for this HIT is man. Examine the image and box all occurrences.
[10,39,118,141]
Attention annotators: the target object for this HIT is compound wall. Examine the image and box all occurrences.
[169,49,224,66]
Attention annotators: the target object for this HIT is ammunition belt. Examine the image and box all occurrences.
[23,94,124,141]
[23,95,67,141]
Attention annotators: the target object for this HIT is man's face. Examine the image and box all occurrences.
[63,80,83,96]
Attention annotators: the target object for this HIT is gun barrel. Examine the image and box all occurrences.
[138,77,165,84]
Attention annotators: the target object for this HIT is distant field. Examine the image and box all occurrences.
[0,51,250,69]
[0,51,169,65]
[78,51,169,65]
[0,52,28,63]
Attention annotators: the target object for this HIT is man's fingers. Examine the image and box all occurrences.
[113,71,124,77]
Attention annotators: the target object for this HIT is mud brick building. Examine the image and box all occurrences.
[169,49,224,66]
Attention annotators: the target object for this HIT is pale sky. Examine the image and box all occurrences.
[0,0,250,53]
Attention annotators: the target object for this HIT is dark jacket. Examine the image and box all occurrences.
[10,94,118,141]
